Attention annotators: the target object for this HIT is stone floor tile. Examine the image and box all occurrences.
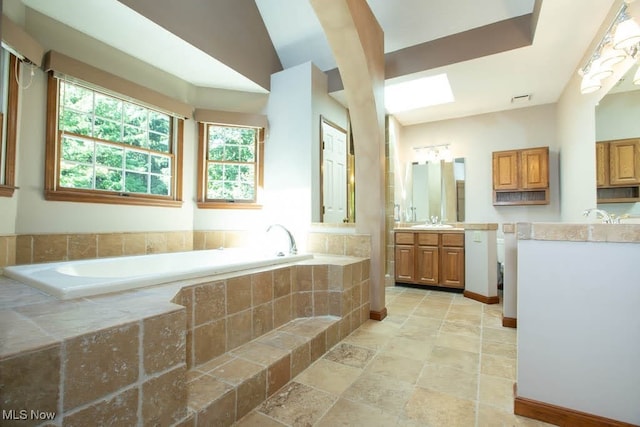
[294,358,362,394]
[315,398,399,427]
[259,382,336,426]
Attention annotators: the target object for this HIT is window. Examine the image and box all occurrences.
[45,75,183,206]
[0,50,19,198]
[197,123,263,208]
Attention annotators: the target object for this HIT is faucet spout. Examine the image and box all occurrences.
[583,208,613,224]
[266,224,298,255]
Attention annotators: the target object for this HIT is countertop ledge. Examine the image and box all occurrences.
[516,222,640,243]
[394,222,498,231]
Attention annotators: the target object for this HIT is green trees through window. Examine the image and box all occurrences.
[58,81,173,196]
[206,125,257,201]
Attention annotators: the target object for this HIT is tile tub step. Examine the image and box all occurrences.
[183,316,341,426]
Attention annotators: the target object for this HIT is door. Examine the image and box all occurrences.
[520,147,549,189]
[416,246,438,285]
[395,245,415,282]
[596,142,609,187]
[609,139,640,185]
[321,119,347,222]
[492,151,519,190]
[440,247,465,289]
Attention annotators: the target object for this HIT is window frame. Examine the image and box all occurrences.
[45,73,184,207]
[0,52,20,198]
[196,122,264,209]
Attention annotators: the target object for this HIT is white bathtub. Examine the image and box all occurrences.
[3,248,312,300]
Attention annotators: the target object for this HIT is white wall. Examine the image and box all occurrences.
[4,4,347,238]
[9,8,197,234]
[262,62,347,247]
[400,104,561,226]
[517,239,640,424]
[596,89,640,140]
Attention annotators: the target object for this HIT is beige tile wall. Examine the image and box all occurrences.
[173,259,371,370]
[0,235,16,269]
[306,232,371,257]
[14,231,194,265]
[4,229,371,268]
[0,308,187,426]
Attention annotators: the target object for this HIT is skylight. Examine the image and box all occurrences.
[385,74,455,113]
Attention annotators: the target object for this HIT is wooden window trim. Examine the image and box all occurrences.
[0,54,20,197]
[44,73,183,207]
[196,122,264,209]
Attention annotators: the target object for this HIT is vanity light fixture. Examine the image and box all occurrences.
[413,144,452,163]
[579,1,640,94]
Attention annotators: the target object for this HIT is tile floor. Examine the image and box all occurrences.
[235,286,555,427]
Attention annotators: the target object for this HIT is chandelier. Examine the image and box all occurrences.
[579,1,640,94]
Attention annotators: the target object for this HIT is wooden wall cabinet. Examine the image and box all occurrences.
[394,231,464,289]
[492,146,549,205]
[596,139,640,203]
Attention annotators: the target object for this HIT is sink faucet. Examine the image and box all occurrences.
[583,208,614,224]
[266,224,298,255]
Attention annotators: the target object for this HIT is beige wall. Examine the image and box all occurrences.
[399,104,561,226]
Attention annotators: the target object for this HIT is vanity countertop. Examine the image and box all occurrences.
[394,222,497,232]
[516,222,640,243]
[394,226,464,232]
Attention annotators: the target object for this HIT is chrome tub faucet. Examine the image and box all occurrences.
[266,224,298,255]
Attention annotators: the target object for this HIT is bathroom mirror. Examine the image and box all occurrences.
[319,116,355,223]
[596,63,640,141]
[407,158,465,223]
[595,63,640,211]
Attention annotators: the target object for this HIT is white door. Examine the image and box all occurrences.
[322,121,347,223]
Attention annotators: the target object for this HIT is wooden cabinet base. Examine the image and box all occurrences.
[463,290,499,304]
[502,316,517,328]
[514,396,637,427]
[369,307,387,321]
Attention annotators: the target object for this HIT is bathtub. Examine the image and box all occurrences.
[3,248,312,300]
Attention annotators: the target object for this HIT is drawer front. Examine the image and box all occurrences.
[395,232,415,245]
[441,233,464,247]
[417,232,439,246]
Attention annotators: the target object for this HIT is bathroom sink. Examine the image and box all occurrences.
[410,224,454,229]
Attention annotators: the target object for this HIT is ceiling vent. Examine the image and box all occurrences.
[511,94,532,104]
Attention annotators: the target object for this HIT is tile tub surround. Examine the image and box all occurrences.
[6,228,370,268]
[0,254,369,426]
[175,257,370,370]
[0,235,17,268]
[15,231,195,265]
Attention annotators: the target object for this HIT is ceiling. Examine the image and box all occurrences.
[20,0,617,125]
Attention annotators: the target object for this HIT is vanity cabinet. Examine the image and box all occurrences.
[596,139,640,203]
[492,146,549,205]
[394,231,464,289]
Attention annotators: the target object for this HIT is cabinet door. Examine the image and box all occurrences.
[440,247,465,289]
[520,147,548,189]
[609,140,640,185]
[416,246,438,285]
[492,151,519,190]
[596,142,609,187]
[395,245,415,283]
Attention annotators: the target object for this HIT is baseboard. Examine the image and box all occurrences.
[502,316,517,328]
[463,290,499,304]
[514,396,637,427]
[369,307,387,321]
